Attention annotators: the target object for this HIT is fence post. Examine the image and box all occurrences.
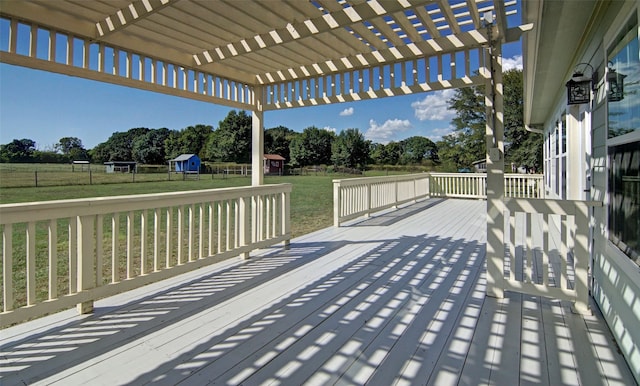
[34,170,38,187]
[281,190,291,248]
[333,180,341,227]
[76,214,95,314]
[365,183,371,217]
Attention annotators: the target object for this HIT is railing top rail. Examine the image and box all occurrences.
[504,197,602,215]
[0,183,292,224]
[333,173,428,186]
[428,172,487,177]
[504,173,544,178]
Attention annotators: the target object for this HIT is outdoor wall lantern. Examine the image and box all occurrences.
[607,61,626,102]
[566,63,595,105]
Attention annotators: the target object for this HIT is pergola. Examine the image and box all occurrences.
[0,0,528,299]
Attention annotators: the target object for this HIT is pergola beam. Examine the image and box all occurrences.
[193,0,433,65]
[95,0,181,39]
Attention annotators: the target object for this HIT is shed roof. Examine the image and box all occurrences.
[264,154,286,161]
[171,154,198,162]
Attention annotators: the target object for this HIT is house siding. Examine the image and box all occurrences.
[538,2,639,382]
[590,3,640,383]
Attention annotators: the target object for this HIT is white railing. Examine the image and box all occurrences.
[333,173,544,225]
[429,173,487,198]
[333,174,429,226]
[492,198,601,314]
[504,174,544,198]
[429,173,544,199]
[0,184,291,327]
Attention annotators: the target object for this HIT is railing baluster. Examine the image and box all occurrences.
[508,210,516,282]
[560,214,568,290]
[542,213,549,286]
[140,210,147,274]
[177,206,184,265]
[96,215,103,285]
[525,213,533,283]
[208,203,214,256]
[3,224,13,312]
[77,215,95,314]
[48,219,57,300]
[188,204,194,262]
[68,219,77,293]
[217,201,223,254]
[26,221,36,306]
[127,211,134,278]
[112,214,119,283]
[166,207,172,268]
[154,208,160,271]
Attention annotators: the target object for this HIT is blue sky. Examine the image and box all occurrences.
[0,44,522,150]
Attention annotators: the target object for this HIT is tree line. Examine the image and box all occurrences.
[0,69,541,172]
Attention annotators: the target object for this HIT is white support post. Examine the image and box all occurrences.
[485,33,505,299]
[252,86,264,187]
[333,180,341,227]
[77,215,95,314]
[281,190,291,248]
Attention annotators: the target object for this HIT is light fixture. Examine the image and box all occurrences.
[607,61,626,102]
[566,63,595,105]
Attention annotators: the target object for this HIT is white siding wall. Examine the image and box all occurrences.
[541,2,639,382]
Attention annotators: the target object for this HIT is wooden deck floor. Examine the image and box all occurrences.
[1,199,635,386]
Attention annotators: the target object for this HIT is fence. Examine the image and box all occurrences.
[0,164,253,188]
[333,174,430,226]
[0,184,291,326]
[333,173,544,226]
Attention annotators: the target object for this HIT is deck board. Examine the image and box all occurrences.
[1,199,635,386]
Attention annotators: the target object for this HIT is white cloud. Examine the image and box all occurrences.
[364,119,412,144]
[411,89,457,121]
[427,126,455,142]
[323,126,337,133]
[339,107,354,116]
[503,55,523,71]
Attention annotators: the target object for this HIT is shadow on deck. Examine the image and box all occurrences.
[1,199,635,385]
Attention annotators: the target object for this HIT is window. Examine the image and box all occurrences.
[608,142,639,263]
[607,14,639,264]
[607,16,639,140]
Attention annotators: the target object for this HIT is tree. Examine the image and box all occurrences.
[265,126,296,163]
[289,126,335,167]
[132,128,171,164]
[90,128,150,162]
[436,133,467,172]
[0,138,36,162]
[166,124,212,160]
[441,69,541,171]
[503,69,543,170]
[205,111,251,162]
[331,128,369,169]
[446,84,485,169]
[400,136,438,165]
[56,137,88,161]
